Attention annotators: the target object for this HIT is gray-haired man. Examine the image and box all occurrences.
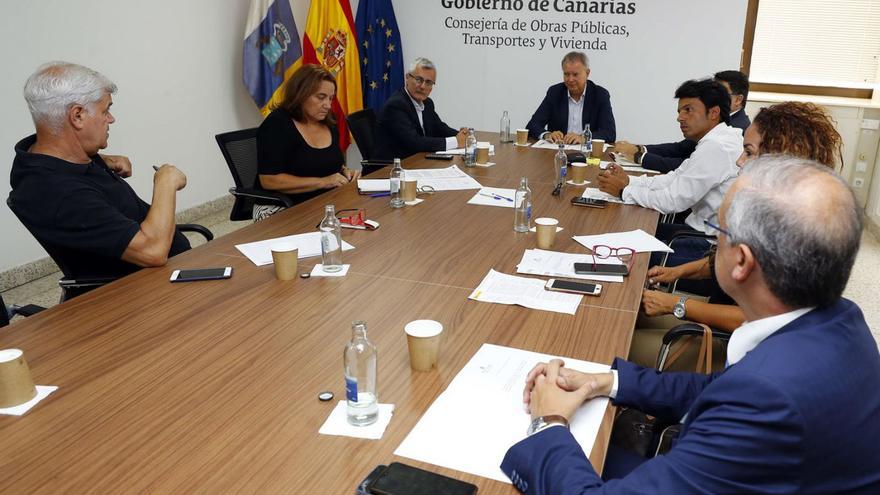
[375,57,466,160]
[8,61,190,287]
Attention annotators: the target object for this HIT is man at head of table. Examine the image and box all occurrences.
[525,51,616,144]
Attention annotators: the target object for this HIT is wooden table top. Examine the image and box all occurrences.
[0,134,658,493]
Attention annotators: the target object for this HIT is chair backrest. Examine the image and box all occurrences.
[215,128,259,190]
[6,196,77,280]
[346,108,379,160]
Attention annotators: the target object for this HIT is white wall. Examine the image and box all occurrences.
[0,0,263,272]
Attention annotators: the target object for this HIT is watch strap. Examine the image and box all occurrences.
[527,414,570,436]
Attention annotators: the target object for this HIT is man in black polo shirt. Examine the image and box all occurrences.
[8,61,190,282]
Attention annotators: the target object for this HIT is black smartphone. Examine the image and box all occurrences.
[357,465,388,495]
[545,279,602,296]
[573,262,629,276]
[425,154,454,160]
[169,267,232,283]
[571,197,607,208]
[367,462,477,495]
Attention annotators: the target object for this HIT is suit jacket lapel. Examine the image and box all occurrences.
[402,91,425,136]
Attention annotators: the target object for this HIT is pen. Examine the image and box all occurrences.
[370,192,390,198]
[479,192,514,202]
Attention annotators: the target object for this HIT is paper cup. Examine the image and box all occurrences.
[0,349,37,408]
[405,320,443,371]
[535,218,559,249]
[570,162,589,184]
[591,139,605,159]
[475,142,490,164]
[270,243,298,280]
[402,180,418,201]
[516,129,529,145]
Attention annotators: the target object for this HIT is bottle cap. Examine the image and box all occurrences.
[318,391,334,401]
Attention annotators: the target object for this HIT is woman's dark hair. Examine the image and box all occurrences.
[271,64,336,125]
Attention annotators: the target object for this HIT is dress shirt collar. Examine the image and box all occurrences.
[567,85,586,104]
[404,87,425,112]
[727,307,815,365]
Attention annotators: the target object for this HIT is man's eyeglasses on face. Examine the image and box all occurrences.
[703,219,731,238]
[407,73,436,88]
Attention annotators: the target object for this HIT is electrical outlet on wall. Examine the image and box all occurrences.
[854,178,865,188]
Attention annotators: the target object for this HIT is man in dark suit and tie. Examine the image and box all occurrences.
[526,51,616,144]
[502,155,880,494]
[614,70,751,173]
[374,57,466,160]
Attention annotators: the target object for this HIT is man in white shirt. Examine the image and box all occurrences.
[597,78,742,267]
[375,57,467,160]
[503,155,880,494]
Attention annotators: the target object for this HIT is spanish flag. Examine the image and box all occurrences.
[265,0,364,151]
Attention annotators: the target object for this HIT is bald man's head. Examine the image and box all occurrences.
[722,155,862,308]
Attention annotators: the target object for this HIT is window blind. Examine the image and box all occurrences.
[750,0,880,88]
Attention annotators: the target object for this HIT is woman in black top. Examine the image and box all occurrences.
[254,64,360,220]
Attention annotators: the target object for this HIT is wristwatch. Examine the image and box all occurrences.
[527,415,570,436]
[673,296,688,319]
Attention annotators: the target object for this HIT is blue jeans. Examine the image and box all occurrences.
[649,223,713,269]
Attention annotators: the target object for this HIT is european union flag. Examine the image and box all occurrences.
[355,0,404,110]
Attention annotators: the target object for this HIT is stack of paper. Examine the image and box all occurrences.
[516,249,624,283]
[436,145,495,156]
[356,178,390,193]
[357,165,482,192]
[395,344,610,483]
[468,269,581,315]
[572,229,673,253]
[580,187,633,204]
[235,232,355,266]
[530,139,582,150]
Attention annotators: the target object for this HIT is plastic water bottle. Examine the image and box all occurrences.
[582,123,593,156]
[320,204,343,272]
[345,320,378,426]
[514,177,532,233]
[464,128,477,167]
[390,158,405,208]
[500,111,511,143]
[554,143,567,192]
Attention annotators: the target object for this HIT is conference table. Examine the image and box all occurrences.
[0,133,659,493]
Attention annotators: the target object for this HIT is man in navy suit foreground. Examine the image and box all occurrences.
[502,155,880,494]
[526,51,615,143]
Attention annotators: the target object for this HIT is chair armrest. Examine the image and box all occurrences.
[13,304,45,317]
[656,323,731,370]
[177,224,214,242]
[229,187,295,208]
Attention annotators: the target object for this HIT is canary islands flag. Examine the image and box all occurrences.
[356,0,404,110]
[243,0,303,114]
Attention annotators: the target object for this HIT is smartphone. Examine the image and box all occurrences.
[425,154,454,161]
[573,262,629,276]
[367,462,477,495]
[545,279,602,296]
[571,197,607,208]
[356,465,388,495]
[169,267,232,283]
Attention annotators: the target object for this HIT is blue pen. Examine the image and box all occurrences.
[370,192,390,198]
[479,192,513,202]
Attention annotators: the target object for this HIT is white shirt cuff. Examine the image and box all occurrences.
[445,136,458,151]
[609,370,619,399]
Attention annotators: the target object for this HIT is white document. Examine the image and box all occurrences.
[402,165,483,191]
[395,343,610,483]
[436,145,495,156]
[235,231,355,266]
[357,178,390,193]
[530,139,582,150]
[467,187,518,208]
[516,249,624,283]
[601,157,660,175]
[573,228,673,253]
[580,187,633,204]
[468,269,581,315]
[620,165,660,174]
[318,401,395,440]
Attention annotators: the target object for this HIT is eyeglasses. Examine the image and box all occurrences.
[407,73,436,88]
[703,220,731,238]
[592,244,635,271]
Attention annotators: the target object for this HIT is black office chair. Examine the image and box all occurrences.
[215,128,294,221]
[7,197,213,302]
[346,108,391,176]
[1,293,45,327]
